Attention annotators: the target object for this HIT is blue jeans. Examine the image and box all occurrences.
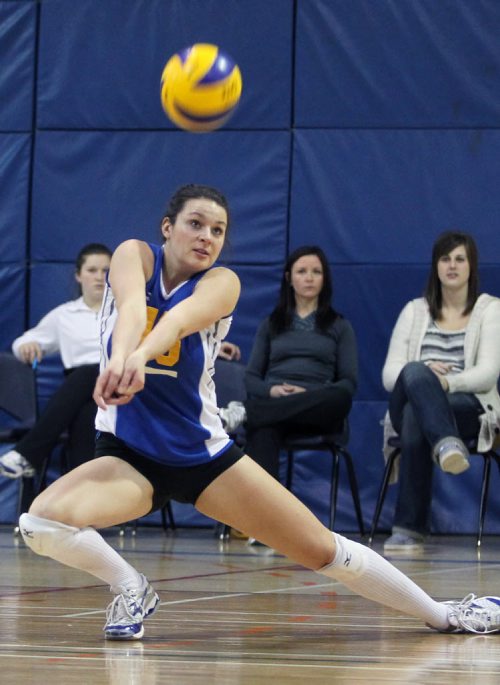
[389,362,482,535]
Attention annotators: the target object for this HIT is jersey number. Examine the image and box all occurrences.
[143,306,181,367]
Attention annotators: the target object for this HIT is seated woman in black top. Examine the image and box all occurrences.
[221,245,358,481]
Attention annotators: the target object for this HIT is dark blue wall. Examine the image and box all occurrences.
[1,0,500,533]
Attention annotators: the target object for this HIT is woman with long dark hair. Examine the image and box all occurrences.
[222,245,357,482]
[382,231,500,553]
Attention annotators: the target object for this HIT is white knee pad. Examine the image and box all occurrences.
[317,532,367,582]
[19,513,79,557]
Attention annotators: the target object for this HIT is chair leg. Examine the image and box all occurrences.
[14,476,37,536]
[477,454,492,548]
[167,501,176,530]
[337,447,365,536]
[368,449,399,546]
[35,457,51,496]
[161,501,176,531]
[215,522,231,541]
[286,450,294,491]
[329,453,340,530]
[160,506,167,531]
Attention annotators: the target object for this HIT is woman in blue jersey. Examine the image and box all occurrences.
[19,186,500,640]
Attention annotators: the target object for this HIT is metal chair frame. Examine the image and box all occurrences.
[368,436,500,548]
[283,428,365,535]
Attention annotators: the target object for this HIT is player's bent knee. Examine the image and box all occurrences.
[19,512,79,557]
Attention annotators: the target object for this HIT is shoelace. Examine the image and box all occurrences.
[106,589,143,625]
[451,594,495,634]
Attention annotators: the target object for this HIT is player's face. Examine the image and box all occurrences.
[437,245,470,291]
[162,198,227,272]
[289,254,324,302]
[76,253,110,305]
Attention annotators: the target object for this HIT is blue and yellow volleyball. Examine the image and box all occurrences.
[160,44,242,132]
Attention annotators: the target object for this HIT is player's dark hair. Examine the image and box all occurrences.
[425,231,479,320]
[161,184,231,239]
[269,245,339,335]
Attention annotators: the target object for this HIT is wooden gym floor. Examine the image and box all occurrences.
[0,525,499,684]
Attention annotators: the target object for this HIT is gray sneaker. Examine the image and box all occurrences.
[219,401,246,433]
[104,574,159,640]
[433,437,470,475]
[383,532,424,554]
[431,594,500,634]
[0,450,35,479]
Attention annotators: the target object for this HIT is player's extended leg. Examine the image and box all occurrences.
[196,455,500,634]
[19,457,160,640]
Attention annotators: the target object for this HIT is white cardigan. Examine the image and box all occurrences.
[382,294,500,479]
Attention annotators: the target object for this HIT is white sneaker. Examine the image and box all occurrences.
[383,532,424,554]
[0,450,35,479]
[431,594,500,634]
[433,437,470,474]
[219,401,246,433]
[104,574,159,640]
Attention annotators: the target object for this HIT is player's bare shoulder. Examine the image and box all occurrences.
[196,266,240,311]
[200,266,240,292]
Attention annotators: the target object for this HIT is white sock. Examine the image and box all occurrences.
[318,533,450,630]
[19,513,142,593]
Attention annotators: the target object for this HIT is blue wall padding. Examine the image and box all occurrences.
[28,262,81,325]
[37,0,293,130]
[331,265,429,401]
[290,130,500,263]
[228,264,284,362]
[31,130,291,264]
[0,134,31,262]
[0,265,25,350]
[0,2,35,131]
[295,0,500,127]
[1,0,500,533]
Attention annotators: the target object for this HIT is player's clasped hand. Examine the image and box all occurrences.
[93,352,146,409]
[269,383,306,397]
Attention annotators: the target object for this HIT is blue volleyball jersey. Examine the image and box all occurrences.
[95,242,234,466]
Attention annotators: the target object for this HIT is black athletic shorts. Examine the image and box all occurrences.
[95,431,245,512]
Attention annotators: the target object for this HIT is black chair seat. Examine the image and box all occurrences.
[284,432,348,449]
[0,426,33,441]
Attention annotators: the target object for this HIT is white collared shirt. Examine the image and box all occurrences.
[12,297,100,369]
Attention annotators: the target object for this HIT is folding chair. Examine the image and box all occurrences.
[0,353,38,522]
[213,358,247,540]
[0,353,71,532]
[283,421,365,535]
[368,435,500,548]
